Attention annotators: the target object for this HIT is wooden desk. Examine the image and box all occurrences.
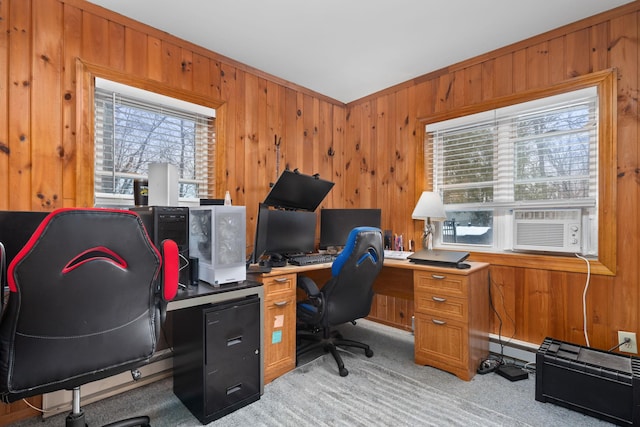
[250,259,490,382]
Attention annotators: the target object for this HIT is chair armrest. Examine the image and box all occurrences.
[160,239,179,301]
[297,275,320,297]
[297,275,325,325]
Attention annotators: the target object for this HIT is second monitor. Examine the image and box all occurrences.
[319,208,382,251]
[253,204,317,264]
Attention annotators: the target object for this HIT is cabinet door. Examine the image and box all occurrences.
[414,313,468,369]
[263,295,296,383]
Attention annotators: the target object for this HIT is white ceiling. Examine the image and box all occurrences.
[87,0,632,103]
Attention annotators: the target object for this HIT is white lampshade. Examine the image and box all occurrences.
[411,191,447,221]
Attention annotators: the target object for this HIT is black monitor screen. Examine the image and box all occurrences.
[263,170,334,211]
[0,211,49,266]
[253,205,316,259]
[319,208,381,249]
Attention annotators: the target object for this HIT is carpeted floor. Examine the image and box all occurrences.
[12,319,614,426]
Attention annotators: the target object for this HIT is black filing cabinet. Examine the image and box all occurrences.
[173,294,261,424]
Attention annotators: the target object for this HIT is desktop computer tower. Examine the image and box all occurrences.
[130,206,189,286]
[189,206,246,286]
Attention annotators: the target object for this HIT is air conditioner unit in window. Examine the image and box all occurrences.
[513,209,582,254]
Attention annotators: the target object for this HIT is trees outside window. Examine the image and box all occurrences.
[94,79,215,207]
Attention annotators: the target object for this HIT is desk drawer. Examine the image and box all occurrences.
[415,292,467,322]
[414,271,467,297]
[262,274,296,296]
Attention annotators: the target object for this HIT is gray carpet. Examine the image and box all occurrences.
[13,319,614,426]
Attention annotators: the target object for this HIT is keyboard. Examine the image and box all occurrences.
[383,250,414,260]
[287,253,336,266]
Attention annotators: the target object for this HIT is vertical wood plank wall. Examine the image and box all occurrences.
[0,2,638,420]
[354,3,640,348]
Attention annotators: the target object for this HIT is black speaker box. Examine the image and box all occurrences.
[536,337,640,425]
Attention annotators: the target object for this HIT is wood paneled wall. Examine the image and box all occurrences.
[0,0,638,396]
[353,2,640,348]
[0,0,346,243]
[0,0,346,421]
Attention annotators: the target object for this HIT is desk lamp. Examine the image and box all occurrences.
[411,191,447,250]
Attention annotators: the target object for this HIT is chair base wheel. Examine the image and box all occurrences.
[339,368,349,377]
[365,348,374,357]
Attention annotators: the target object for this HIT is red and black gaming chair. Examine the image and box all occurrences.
[0,208,179,427]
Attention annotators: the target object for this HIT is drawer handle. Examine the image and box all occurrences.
[431,274,446,280]
[274,278,289,283]
[227,336,242,346]
[273,301,289,307]
[432,296,447,303]
[227,383,242,395]
[432,319,446,325]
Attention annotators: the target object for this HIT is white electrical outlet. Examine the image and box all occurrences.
[618,331,638,354]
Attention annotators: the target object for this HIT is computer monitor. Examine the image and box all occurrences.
[319,208,382,250]
[252,204,317,261]
[0,211,49,266]
[263,170,334,211]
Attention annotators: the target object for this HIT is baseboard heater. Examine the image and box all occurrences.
[536,337,640,425]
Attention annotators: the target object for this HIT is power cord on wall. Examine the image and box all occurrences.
[478,270,537,381]
[575,253,591,347]
[477,271,519,375]
[609,337,631,352]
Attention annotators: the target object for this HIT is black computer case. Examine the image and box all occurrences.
[130,206,189,285]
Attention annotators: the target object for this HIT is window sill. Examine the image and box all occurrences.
[467,250,613,276]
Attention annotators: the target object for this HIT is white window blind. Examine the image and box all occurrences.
[94,79,215,207]
[426,86,598,254]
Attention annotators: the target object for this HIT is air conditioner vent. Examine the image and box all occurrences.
[513,209,582,254]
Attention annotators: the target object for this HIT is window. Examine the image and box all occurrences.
[426,87,598,256]
[94,78,215,207]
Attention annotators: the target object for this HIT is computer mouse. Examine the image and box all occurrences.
[456,262,471,269]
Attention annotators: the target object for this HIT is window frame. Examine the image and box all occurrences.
[429,86,598,254]
[416,70,617,276]
[76,60,223,209]
[93,78,216,207]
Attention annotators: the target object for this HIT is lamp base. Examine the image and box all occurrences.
[422,221,434,250]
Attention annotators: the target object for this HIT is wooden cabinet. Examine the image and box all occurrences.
[257,273,297,384]
[413,264,490,381]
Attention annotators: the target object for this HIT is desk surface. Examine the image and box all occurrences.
[257,258,488,277]
[167,280,263,311]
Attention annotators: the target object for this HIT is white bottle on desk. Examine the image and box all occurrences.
[224,191,232,206]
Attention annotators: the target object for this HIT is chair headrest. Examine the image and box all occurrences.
[332,226,382,276]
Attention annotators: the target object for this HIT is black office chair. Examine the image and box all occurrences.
[0,208,179,427]
[296,226,383,377]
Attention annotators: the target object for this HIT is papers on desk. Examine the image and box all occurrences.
[383,250,414,260]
